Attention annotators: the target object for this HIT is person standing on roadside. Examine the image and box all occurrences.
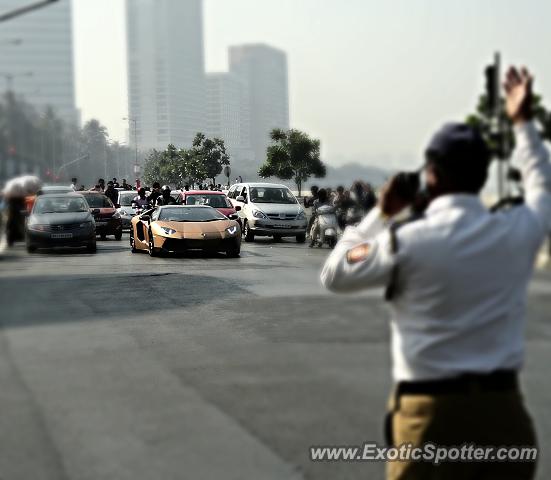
[321,66,550,480]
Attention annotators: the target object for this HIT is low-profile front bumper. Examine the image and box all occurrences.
[247,219,307,237]
[154,235,241,253]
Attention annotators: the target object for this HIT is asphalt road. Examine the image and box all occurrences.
[0,235,550,480]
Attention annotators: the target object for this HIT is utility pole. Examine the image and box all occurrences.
[485,52,505,201]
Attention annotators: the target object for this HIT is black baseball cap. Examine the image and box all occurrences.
[425,123,490,168]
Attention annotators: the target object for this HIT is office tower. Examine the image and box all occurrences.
[126,0,205,150]
[0,0,77,124]
[229,44,289,164]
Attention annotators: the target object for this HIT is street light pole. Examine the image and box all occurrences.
[123,116,139,186]
[0,0,59,23]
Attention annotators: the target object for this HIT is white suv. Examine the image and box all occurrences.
[228,183,307,243]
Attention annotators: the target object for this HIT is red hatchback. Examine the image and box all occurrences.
[80,192,123,240]
[180,191,240,219]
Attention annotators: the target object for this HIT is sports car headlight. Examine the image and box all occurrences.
[296,211,307,220]
[161,227,177,235]
[252,210,267,219]
[226,225,238,236]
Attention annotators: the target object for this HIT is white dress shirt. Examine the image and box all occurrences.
[321,122,551,382]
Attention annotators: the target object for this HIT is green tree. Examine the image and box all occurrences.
[466,92,551,158]
[143,144,208,187]
[190,133,230,185]
[258,128,326,196]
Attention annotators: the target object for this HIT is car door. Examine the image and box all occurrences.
[135,208,154,248]
[234,186,248,222]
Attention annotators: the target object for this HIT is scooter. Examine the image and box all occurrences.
[311,205,339,249]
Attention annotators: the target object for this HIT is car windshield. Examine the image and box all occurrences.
[34,196,89,214]
[118,192,135,206]
[158,206,226,222]
[82,194,114,208]
[185,194,230,208]
[249,187,297,204]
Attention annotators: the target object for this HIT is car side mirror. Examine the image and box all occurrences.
[92,209,100,215]
[234,205,241,212]
[228,213,239,220]
[236,196,245,203]
[141,215,151,222]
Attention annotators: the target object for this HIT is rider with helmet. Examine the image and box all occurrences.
[132,188,150,210]
[156,186,177,206]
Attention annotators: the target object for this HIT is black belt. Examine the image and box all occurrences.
[396,370,518,396]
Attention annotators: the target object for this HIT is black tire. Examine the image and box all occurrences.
[273,235,283,242]
[26,244,37,254]
[100,233,107,241]
[115,231,123,241]
[296,233,306,244]
[148,231,158,257]
[226,241,241,258]
[243,221,255,243]
[87,242,97,253]
[328,237,338,249]
[130,232,138,253]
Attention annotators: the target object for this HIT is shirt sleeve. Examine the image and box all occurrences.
[514,122,551,233]
[320,207,395,293]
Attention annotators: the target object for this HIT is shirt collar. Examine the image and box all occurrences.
[426,194,485,216]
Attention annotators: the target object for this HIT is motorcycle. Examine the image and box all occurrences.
[311,205,340,249]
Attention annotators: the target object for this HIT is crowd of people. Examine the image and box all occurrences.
[68,177,227,207]
[303,181,378,246]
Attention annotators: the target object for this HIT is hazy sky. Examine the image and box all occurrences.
[73,0,551,169]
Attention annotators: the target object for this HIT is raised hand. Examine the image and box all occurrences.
[504,67,533,124]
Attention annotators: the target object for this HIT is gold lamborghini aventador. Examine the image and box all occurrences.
[130,205,241,257]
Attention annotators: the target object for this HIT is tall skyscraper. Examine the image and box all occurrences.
[126,0,205,151]
[229,44,289,164]
[0,0,77,124]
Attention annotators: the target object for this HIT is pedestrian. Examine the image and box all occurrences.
[121,179,132,190]
[112,178,120,188]
[98,179,105,192]
[70,177,78,190]
[321,66,549,480]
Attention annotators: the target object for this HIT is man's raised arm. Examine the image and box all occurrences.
[506,67,551,232]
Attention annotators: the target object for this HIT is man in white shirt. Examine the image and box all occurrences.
[321,67,550,479]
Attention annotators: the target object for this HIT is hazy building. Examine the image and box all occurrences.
[229,44,289,164]
[206,73,241,148]
[126,0,205,151]
[0,0,77,124]
[205,72,254,170]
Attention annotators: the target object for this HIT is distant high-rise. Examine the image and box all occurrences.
[0,0,77,124]
[206,73,241,149]
[126,0,205,151]
[229,44,289,164]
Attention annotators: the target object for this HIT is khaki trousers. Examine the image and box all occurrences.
[386,389,537,480]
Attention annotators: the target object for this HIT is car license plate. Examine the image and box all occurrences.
[95,221,107,226]
[273,224,291,229]
[51,233,73,239]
